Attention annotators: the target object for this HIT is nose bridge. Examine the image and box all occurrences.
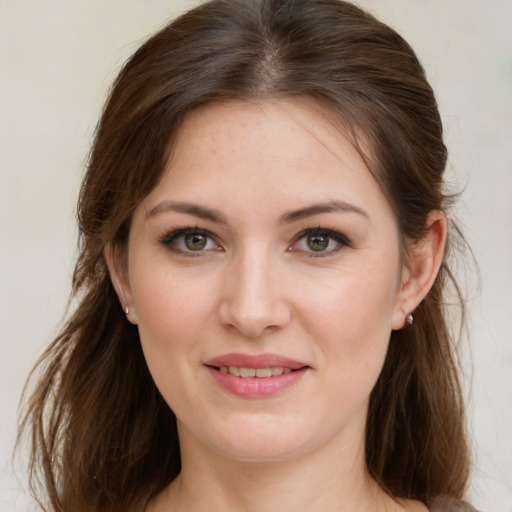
[219,241,290,337]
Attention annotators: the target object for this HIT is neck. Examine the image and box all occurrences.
[148,420,403,512]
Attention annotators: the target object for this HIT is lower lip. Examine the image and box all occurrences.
[206,367,308,398]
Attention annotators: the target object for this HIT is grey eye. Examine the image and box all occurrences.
[306,234,330,252]
[291,228,350,256]
[160,228,219,254]
[184,233,209,251]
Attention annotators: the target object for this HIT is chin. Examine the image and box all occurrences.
[194,415,321,463]
[217,436,308,463]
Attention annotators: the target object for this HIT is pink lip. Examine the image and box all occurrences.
[204,353,310,398]
[205,353,308,370]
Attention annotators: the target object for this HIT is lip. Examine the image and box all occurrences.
[204,353,310,398]
[204,353,308,370]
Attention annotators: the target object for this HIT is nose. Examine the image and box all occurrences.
[217,247,291,338]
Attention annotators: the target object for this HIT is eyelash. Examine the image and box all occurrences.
[158,226,351,257]
[159,226,220,256]
[291,227,352,257]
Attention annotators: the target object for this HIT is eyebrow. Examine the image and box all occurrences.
[145,201,229,224]
[279,200,369,224]
[145,199,369,224]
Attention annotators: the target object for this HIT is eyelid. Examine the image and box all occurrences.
[159,226,221,254]
[290,227,352,256]
[158,225,350,257]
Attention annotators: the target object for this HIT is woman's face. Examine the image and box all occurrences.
[121,99,409,462]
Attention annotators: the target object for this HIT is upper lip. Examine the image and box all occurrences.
[204,353,309,370]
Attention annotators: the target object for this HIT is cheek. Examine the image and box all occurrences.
[297,265,397,381]
[130,266,217,389]
[299,264,398,338]
[132,259,214,335]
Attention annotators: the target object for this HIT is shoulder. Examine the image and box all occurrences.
[428,495,480,512]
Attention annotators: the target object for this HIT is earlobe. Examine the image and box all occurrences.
[104,244,138,325]
[392,210,447,330]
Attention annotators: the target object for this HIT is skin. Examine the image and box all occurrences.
[107,98,446,512]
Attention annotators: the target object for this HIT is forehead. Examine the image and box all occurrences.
[174,98,365,175]
[140,98,393,224]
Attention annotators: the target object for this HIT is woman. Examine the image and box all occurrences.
[20,0,477,510]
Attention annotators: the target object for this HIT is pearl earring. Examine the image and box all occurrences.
[406,313,414,325]
[125,306,129,315]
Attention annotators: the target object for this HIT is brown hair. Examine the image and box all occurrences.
[19,0,471,510]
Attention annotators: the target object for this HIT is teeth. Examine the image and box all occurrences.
[255,368,272,378]
[228,366,240,377]
[220,366,294,378]
[240,367,256,378]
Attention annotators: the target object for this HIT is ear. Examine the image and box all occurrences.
[104,243,138,324]
[392,210,447,330]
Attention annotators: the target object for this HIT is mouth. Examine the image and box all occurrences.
[204,353,310,397]
[209,365,302,378]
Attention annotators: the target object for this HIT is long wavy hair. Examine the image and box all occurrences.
[19,0,471,510]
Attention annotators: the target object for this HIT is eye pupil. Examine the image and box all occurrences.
[307,234,329,251]
[185,233,207,250]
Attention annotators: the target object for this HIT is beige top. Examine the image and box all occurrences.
[429,496,479,512]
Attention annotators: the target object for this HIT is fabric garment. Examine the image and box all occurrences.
[429,495,480,512]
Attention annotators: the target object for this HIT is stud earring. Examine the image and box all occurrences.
[125,306,129,315]
[406,313,414,325]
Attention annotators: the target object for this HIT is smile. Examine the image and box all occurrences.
[218,366,294,378]
[204,353,310,398]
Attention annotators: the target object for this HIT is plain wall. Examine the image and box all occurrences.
[1,1,511,511]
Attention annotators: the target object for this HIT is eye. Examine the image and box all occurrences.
[160,227,220,254]
[305,233,331,252]
[182,233,210,251]
[291,228,350,256]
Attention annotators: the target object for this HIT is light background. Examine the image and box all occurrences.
[0,1,510,511]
